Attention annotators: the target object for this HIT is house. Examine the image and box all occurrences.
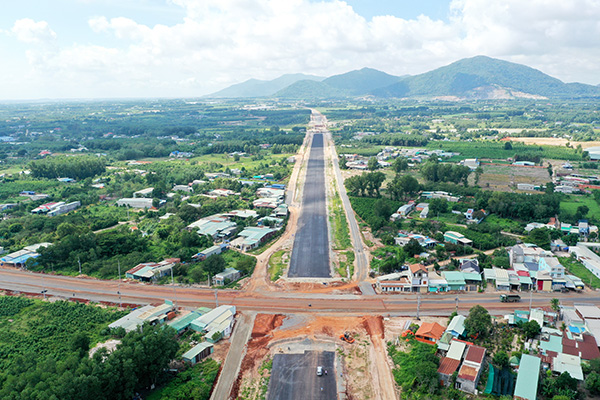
[517,183,537,191]
[0,243,51,268]
[193,244,228,261]
[208,188,236,197]
[212,268,240,286]
[536,271,553,292]
[125,258,180,281]
[398,203,415,217]
[438,339,468,386]
[47,201,81,217]
[444,231,473,246]
[562,333,600,360]
[376,272,412,293]
[190,305,236,342]
[460,158,480,170]
[187,215,237,239]
[173,185,193,193]
[133,187,154,198]
[552,353,584,380]
[31,202,66,214]
[415,322,445,344]
[108,302,175,332]
[456,345,486,394]
[182,342,214,365]
[428,271,448,293]
[514,355,541,400]
[442,271,466,291]
[538,257,565,280]
[395,232,438,248]
[459,259,480,273]
[409,263,429,292]
[230,226,277,251]
[447,315,466,338]
[116,198,163,209]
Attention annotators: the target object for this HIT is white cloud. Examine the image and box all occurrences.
[7,0,600,99]
[11,18,57,45]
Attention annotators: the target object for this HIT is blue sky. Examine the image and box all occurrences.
[1,0,599,99]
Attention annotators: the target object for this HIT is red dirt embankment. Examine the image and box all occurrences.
[230,314,285,399]
[362,315,385,339]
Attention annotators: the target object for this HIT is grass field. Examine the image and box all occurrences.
[188,152,295,169]
[268,250,287,281]
[560,196,600,220]
[329,186,352,251]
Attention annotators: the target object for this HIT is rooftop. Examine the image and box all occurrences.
[514,355,541,400]
[437,357,461,376]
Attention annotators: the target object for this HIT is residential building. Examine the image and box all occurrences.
[421,191,460,202]
[509,243,551,267]
[376,272,412,293]
[438,339,468,386]
[459,259,480,273]
[230,226,277,251]
[182,342,214,365]
[569,243,600,280]
[409,263,429,292]
[125,258,180,281]
[447,315,466,338]
[428,271,448,293]
[0,243,51,268]
[212,268,241,286]
[443,231,473,246]
[538,257,565,279]
[187,215,238,239]
[133,187,154,198]
[394,232,438,248]
[193,243,228,261]
[116,198,163,209]
[415,322,445,344]
[514,355,541,400]
[456,345,486,394]
[562,333,600,360]
[47,201,81,217]
[189,305,236,342]
[552,353,584,380]
[460,158,480,170]
[442,271,466,291]
[108,302,175,332]
[173,184,193,193]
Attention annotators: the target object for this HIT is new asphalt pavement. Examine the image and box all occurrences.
[268,351,336,400]
[288,133,331,278]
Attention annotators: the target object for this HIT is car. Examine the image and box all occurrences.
[316,366,323,376]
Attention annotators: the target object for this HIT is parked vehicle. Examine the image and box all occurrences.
[317,366,323,376]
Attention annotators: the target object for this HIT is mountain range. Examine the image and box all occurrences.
[206,56,600,100]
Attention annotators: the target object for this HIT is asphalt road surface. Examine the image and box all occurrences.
[268,351,336,400]
[288,133,331,278]
[0,268,597,315]
[210,312,255,400]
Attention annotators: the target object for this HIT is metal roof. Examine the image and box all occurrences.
[447,339,467,360]
[447,315,466,336]
[182,342,213,361]
[514,355,541,400]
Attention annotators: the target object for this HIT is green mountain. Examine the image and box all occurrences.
[274,79,348,99]
[373,56,600,99]
[207,73,324,98]
[322,67,402,95]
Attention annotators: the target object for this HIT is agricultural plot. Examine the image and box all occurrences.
[478,163,550,192]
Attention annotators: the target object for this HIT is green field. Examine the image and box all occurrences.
[268,250,287,281]
[560,195,600,221]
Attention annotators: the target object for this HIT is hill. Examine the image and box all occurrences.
[274,79,348,99]
[322,67,402,95]
[207,73,324,98]
[373,56,600,99]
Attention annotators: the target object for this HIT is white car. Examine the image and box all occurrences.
[316,366,323,376]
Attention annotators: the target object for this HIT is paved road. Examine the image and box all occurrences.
[211,312,255,400]
[317,110,372,293]
[1,268,596,316]
[288,132,331,278]
[268,351,336,400]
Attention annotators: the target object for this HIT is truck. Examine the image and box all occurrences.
[500,294,521,303]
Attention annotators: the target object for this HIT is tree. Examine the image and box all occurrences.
[504,141,512,150]
[392,157,409,173]
[464,305,491,338]
[204,254,226,276]
[404,238,424,258]
[367,157,378,171]
[492,351,509,369]
[551,298,560,313]
[545,182,555,195]
[474,166,484,185]
[339,156,348,170]
[388,174,420,201]
[586,371,600,395]
[522,320,541,339]
[429,198,448,216]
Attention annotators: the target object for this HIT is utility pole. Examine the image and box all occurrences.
[529,289,533,312]
[416,293,421,320]
[118,260,122,308]
[78,257,81,275]
[215,289,218,308]
[171,267,177,309]
[455,296,459,313]
[41,272,47,300]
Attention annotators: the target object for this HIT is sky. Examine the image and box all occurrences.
[1,0,600,100]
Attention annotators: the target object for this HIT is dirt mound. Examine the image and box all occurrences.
[278,281,361,294]
[362,315,385,339]
[251,314,285,338]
